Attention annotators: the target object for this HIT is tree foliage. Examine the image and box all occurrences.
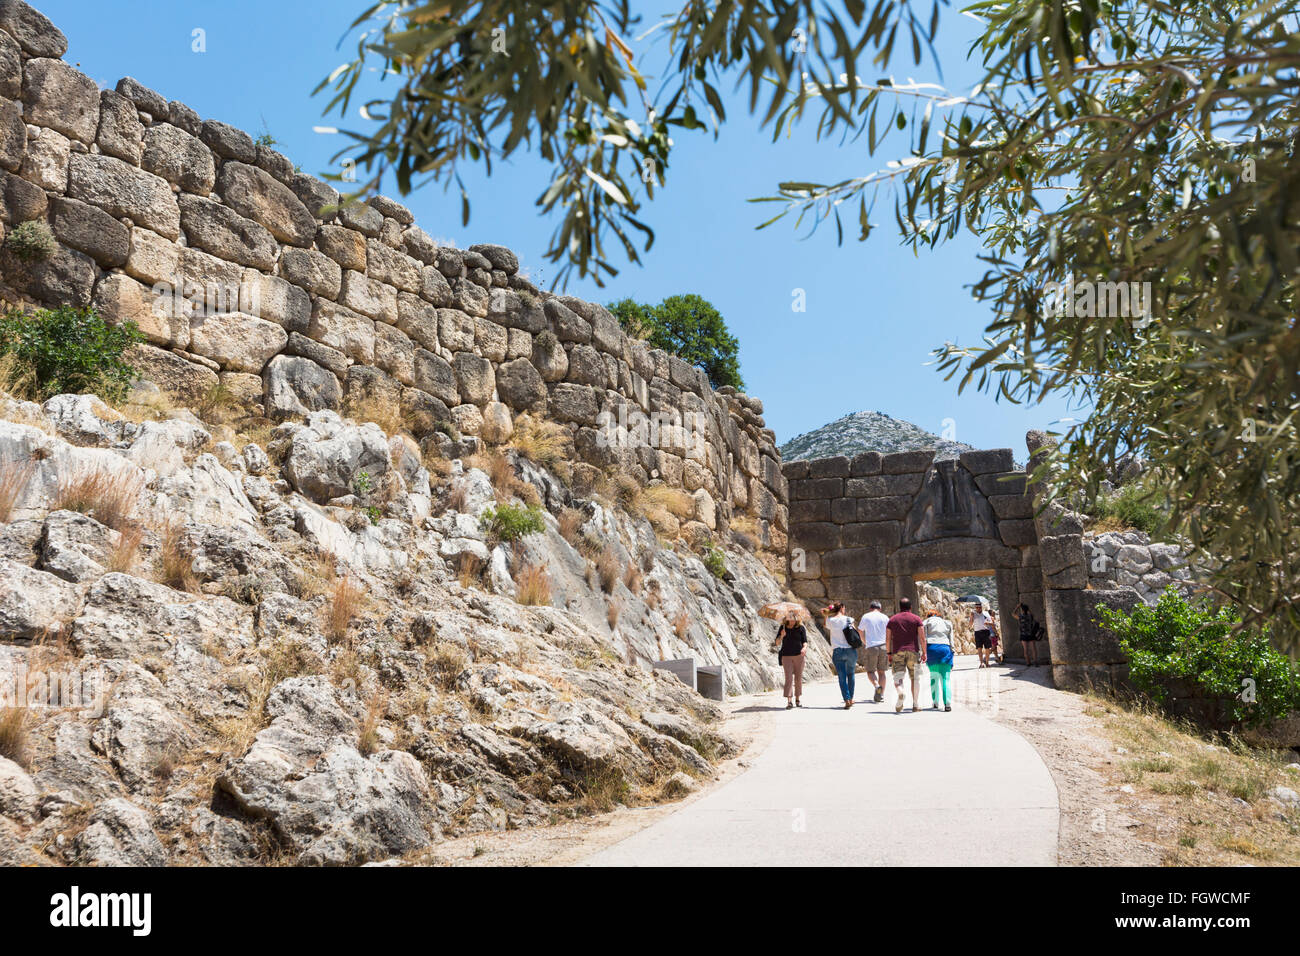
[324,0,1300,648]
[316,0,943,287]
[1100,588,1300,727]
[609,293,743,389]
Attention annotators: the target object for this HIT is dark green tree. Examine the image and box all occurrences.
[608,294,743,390]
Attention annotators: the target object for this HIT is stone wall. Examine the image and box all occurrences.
[1085,530,1198,602]
[782,447,1039,654]
[0,0,787,546]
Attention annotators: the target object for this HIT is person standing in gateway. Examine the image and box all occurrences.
[886,598,926,713]
[857,600,890,703]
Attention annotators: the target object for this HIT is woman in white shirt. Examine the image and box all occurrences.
[820,601,858,709]
[923,610,955,712]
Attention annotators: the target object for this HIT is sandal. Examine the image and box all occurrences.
[786,700,794,710]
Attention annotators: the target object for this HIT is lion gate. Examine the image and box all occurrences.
[781,434,1141,688]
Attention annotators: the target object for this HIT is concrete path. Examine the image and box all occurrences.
[583,656,1058,866]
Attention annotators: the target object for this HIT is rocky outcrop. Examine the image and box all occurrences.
[0,390,812,865]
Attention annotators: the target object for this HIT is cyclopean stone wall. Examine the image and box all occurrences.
[0,0,788,546]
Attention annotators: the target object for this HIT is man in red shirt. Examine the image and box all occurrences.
[886,598,926,713]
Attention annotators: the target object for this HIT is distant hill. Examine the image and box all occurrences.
[779,410,975,462]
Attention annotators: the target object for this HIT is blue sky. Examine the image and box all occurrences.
[41,0,1083,453]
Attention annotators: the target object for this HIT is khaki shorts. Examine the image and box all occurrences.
[861,645,888,671]
[890,650,920,679]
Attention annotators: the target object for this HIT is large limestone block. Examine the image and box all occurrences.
[365,238,422,294]
[69,153,181,239]
[22,57,98,142]
[374,322,415,386]
[0,241,96,307]
[395,293,438,352]
[494,358,546,411]
[50,196,129,267]
[0,94,21,172]
[142,123,216,195]
[95,89,143,165]
[178,193,277,269]
[263,354,341,420]
[308,299,375,366]
[124,225,180,286]
[18,123,67,189]
[316,223,366,271]
[452,351,494,406]
[92,272,188,349]
[189,312,287,373]
[279,246,342,299]
[216,161,316,246]
[340,269,398,323]
[412,349,458,407]
[0,31,17,100]
[0,0,67,58]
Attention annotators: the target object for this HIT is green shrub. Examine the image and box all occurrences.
[3,220,57,262]
[479,503,545,542]
[0,306,142,401]
[1091,483,1165,535]
[1099,588,1300,727]
[703,546,726,579]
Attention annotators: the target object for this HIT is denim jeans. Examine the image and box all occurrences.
[832,647,857,702]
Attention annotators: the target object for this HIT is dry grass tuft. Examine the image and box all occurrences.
[324,574,365,645]
[0,352,36,400]
[441,481,469,515]
[1084,693,1300,866]
[195,382,242,424]
[643,485,694,519]
[292,549,337,600]
[457,550,483,589]
[612,473,642,512]
[672,611,690,640]
[509,414,569,468]
[514,563,552,606]
[155,518,198,592]
[357,694,386,757]
[427,642,469,691]
[606,598,622,629]
[104,525,143,573]
[558,507,584,546]
[346,393,404,437]
[595,545,621,594]
[0,455,35,522]
[53,465,144,531]
[623,561,643,595]
[0,707,30,767]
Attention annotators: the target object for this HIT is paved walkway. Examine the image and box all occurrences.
[583,656,1058,866]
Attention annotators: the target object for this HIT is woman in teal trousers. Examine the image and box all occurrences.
[923,609,955,711]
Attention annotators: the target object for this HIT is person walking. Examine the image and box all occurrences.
[886,598,925,713]
[923,609,955,712]
[971,601,996,668]
[1015,602,1044,667]
[857,600,890,703]
[775,613,808,708]
[821,602,859,709]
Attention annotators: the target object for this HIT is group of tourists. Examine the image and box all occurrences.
[772,598,1046,711]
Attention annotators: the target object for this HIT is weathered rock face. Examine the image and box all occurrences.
[0,0,787,547]
[0,389,804,866]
